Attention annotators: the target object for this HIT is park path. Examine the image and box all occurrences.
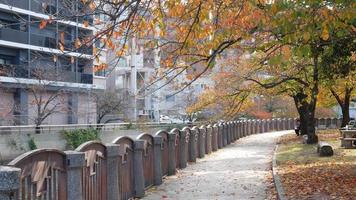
[143,130,292,200]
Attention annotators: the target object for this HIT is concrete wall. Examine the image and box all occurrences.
[27,91,69,125]
[0,126,164,163]
[0,88,14,126]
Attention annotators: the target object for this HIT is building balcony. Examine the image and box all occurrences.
[30,34,57,49]
[0,28,28,44]
[0,64,93,85]
[0,0,28,10]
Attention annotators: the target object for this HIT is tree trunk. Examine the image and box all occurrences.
[341,105,350,127]
[330,87,352,127]
[293,93,318,144]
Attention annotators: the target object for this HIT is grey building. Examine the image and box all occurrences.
[0,0,105,126]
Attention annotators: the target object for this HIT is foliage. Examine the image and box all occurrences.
[125,122,134,130]
[276,132,356,199]
[27,137,37,150]
[63,128,100,150]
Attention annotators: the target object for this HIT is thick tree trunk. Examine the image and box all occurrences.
[293,93,318,144]
[341,106,350,127]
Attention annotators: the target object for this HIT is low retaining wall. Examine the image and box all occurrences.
[0,118,342,200]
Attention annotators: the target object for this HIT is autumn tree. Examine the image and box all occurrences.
[320,36,356,127]
[23,0,355,139]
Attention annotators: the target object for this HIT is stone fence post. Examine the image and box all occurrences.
[133,140,145,198]
[179,130,188,169]
[218,124,223,149]
[223,123,228,146]
[168,132,177,175]
[0,166,20,200]
[198,126,206,158]
[212,124,219,151]
[153,136,163,185]
[65,151,85,200]
[227,122,231,144]
[106,144,120,200]
[189,127,198,162]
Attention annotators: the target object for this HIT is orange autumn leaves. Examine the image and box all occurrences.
[277,132,356,200]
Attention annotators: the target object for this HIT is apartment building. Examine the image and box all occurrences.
[0,0,105,126]
[106,36,159,121]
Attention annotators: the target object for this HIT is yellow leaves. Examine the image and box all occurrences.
[106,39,114,50]
[94,63,108,73]
[303,32,310,42]
[89,1,96,11]
[75,39,82,49]
[59,43,64,52]
[282,46,292,59]
[60,32,65,44]
[186,74,194,81]
[321,26,329,41]
[271,4,278,15]
[83,20,89,27]
[112,31,120,39]
[277,132,356,200]
[39,20,47,29]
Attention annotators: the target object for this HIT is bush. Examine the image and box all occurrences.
[28,137,37,150]
[63,128,100,150]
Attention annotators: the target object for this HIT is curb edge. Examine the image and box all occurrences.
[272,145,287,200]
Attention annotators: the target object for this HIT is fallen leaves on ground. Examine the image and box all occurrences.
[265,162,277,200]
[277,130,356,200]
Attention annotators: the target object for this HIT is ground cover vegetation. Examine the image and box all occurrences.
[276,131,356,199]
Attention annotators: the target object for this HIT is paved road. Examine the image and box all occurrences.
[143,131,291,200]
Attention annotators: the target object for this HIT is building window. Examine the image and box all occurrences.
[166,95,175,102]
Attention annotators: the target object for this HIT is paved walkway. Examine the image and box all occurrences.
[144,131,291,200]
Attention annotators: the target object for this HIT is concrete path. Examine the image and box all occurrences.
[143,131,292,200]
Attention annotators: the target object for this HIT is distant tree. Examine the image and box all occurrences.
[27,68,67,133]
[93,90,126,125]
[320,36,356,127]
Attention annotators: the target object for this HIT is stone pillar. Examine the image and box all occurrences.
[189,128,197,162]
[153,136,163,185]
[226,122,232,144]
[246,120,250,135]
[168,133,176,175]
[206,125,212,154]
[242,120,247,137]
[232,122,236,141]
[238,121,242,138]
[212,124,218,151]
[106,144,120,200]
[133,140,145,198]
[218,124,223,149]
[65,151,85,200]
[331,118,337,128]
[0,166,20,200]
[223,123,228,146]
[198,126,206,158]
[179,130,187,169]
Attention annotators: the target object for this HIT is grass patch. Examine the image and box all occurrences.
[275,130,356,199]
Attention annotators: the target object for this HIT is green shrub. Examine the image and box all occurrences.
[28,137,37,150]
[63,128,100,150]
[125,122,134,129]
